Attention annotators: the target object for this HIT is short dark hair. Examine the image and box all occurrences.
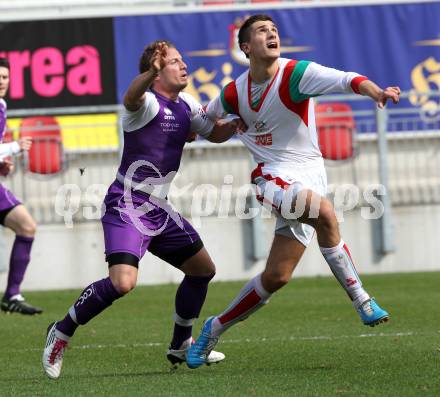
[238,14,274,58]
[138,40,175,73]
[0,57,10,70]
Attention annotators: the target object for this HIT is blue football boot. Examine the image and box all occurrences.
[167,337,224,370]
[187,317,220,369]
[358,298,389,327]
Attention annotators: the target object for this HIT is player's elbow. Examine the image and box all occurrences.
[207,133,230,144]
[206,137,222,144]
[123,93,141,112]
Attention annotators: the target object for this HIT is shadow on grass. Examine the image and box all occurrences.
[0,363,338,384]
[0,369,179,383]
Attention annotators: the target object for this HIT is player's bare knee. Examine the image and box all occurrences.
[185,268,216,278]
[114,282,135,295]
[181,256,216,276]
[112,277,136,295]
[264,270,291,291]
[317,200,337,231]
[18,221,37,238]
[270,278,290,291]
[193,261,216,277]
[202,268,216,279]
[204,263,216,278]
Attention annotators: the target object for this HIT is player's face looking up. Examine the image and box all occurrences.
[0,66,10,98]
[241,21,280,62]
[157,47,188,93]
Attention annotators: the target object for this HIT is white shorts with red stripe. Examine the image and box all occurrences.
[251,158,327,247]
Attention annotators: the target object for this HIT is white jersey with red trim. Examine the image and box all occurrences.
[207,58,367,165]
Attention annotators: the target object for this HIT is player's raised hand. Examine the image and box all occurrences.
[377,86,401,109]
[151,42,168,74]
[0,158,14,176]
[231,117,248,134]
[208,117,248,143]
[186,131,197,142]
[218,116,247,135]
[18,136,32,151]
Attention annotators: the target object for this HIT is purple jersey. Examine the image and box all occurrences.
[0,97,20,160]
[0,98,22,213]
[0,98,7,142]
[102,180,200,260]
[118,90,213,184]
[101,90,212,261]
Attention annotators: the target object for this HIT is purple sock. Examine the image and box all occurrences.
[56,277,122,337]
[56,313,78,337]
[4,235,34,300]
[171,274,214,349]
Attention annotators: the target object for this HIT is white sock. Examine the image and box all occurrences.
[211,273,271,337]
[320,240,369,308]
[54,329,70,342]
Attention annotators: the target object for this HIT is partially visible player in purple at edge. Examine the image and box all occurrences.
[0,57,41,315]
[42,40,247,379]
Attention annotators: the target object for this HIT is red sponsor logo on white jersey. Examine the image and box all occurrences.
[346,278,358,287]
[255,133,272,146]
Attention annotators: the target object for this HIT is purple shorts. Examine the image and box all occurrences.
[0,184,21,223]
[101,181,201,264]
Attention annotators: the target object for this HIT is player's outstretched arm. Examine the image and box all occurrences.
[359,80,401,109]
[0,158,14,177]
[207,118,247,143]
[123,42,168,111]
[0,137,32,162]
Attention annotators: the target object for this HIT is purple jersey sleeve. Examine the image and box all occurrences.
[179,92,214,137]
[0,98,7,142]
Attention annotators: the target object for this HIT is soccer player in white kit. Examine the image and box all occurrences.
[187,14,401,369]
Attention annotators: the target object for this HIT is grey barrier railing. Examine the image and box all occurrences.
[1,91,439,255]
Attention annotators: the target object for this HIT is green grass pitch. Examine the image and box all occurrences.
[1,272,439,396]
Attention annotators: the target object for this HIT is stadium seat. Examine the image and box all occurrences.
[1,125,15,175]
[19,116,64,175]
[315,102,356,161]
[2,125,13,143]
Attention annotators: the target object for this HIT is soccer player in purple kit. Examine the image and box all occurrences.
[0,57,42,315]
[42,41,246,379]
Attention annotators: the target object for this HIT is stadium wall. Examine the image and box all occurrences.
[1,204,439,291]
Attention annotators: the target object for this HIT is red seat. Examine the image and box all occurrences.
[315,103,356,161]
[1,125,15,174]
[19,116,64,175]
[2,125,13,143]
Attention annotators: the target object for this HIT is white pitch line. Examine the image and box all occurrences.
[7,331,418,353]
